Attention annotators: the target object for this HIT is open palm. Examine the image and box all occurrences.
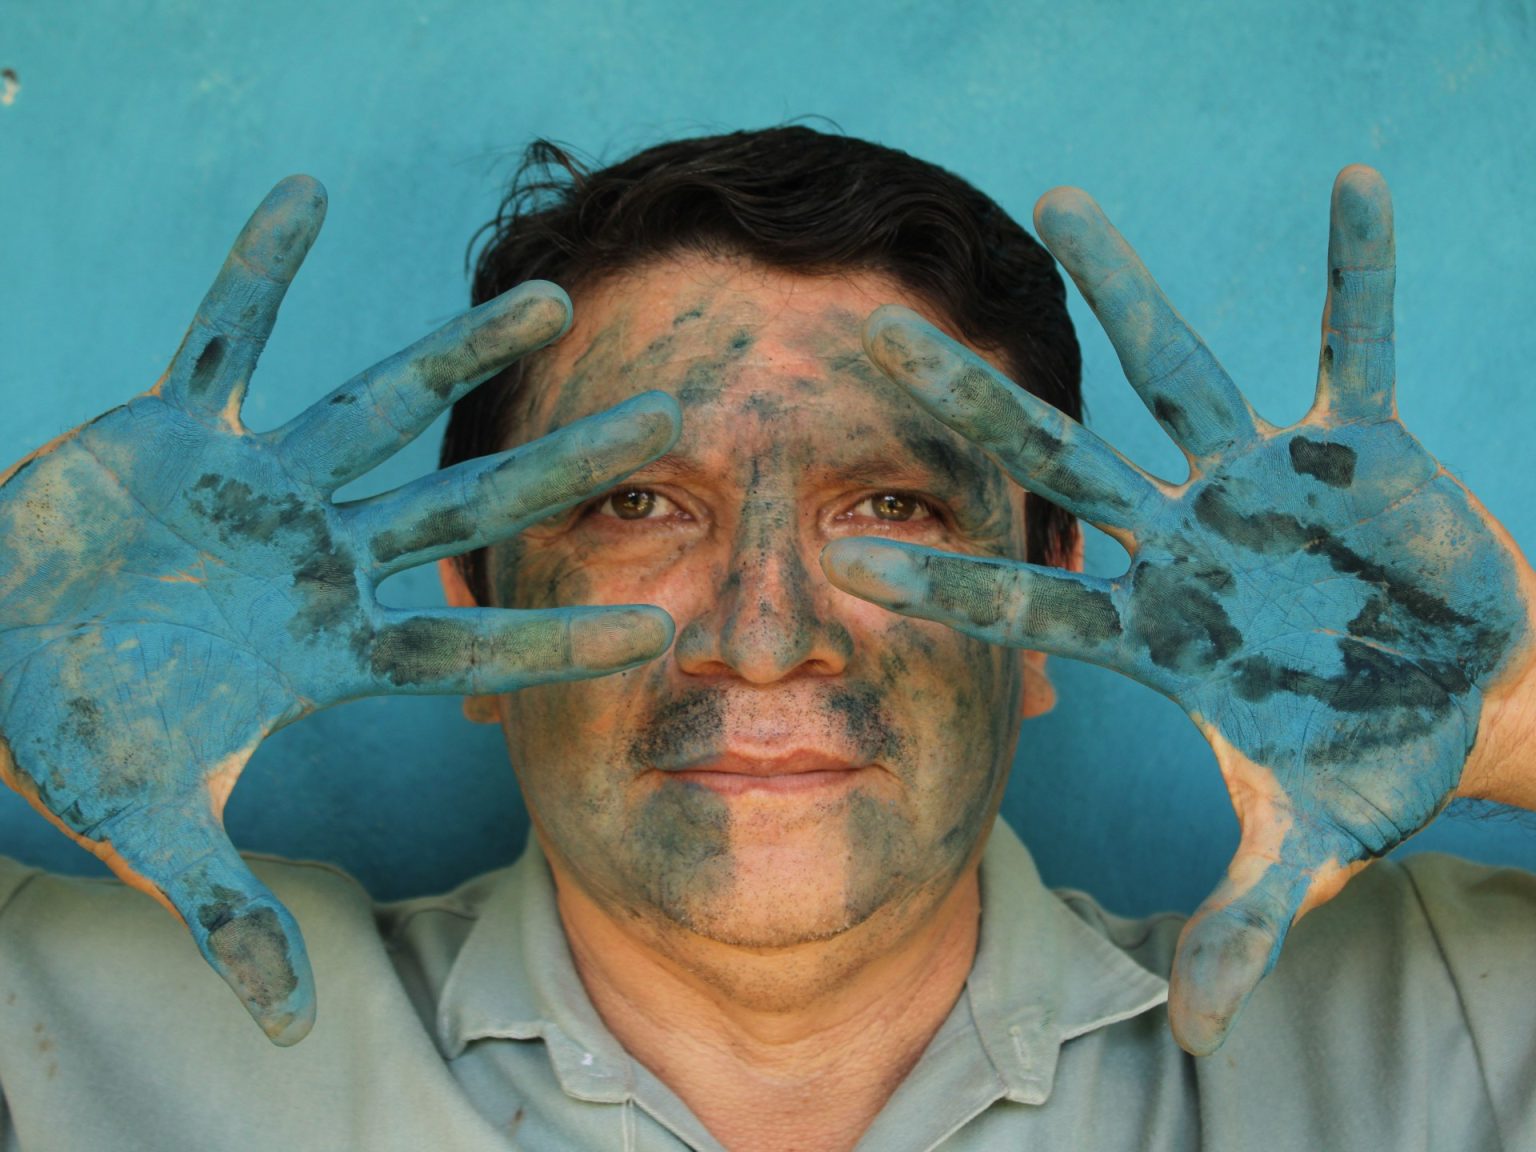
[0,178,678,1044]
[825,167,1534,1055]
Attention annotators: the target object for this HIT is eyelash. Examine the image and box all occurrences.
[840,493,936,524]
[591,488,688,522]
[587,488,940,525]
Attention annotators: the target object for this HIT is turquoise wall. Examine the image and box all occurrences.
[4,0,1534,914]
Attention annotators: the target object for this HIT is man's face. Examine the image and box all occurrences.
[485,255,1036,950]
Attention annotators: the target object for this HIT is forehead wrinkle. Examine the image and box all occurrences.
[817,453,978,490]
[527,258,982,449]
[558,284,890,404]
[612,452,715,486]
[816,438,1000,505]
[898,428,997,490]
[774,301,866,349]
[651,406,1002,509]
[672,340,895,413]
[624,302,870,386]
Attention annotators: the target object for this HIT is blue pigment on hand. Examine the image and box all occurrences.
[0,178,680,1044]
[825,166,1533,1056]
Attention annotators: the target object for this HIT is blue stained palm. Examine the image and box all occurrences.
[0,178,680,1045]
[824,167,1532,1056]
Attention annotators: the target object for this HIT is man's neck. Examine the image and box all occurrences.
[552,864,983,1152]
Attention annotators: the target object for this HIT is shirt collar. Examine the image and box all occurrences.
[434,819,1167,1108]
[435,839,636,1102]
[966,820,1168,1105]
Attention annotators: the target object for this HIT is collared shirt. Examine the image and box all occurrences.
[0,820,1532,1150]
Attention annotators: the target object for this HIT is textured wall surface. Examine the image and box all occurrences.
[3,0,1534,913]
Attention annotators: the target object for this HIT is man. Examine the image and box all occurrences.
[1,127,1533,1150]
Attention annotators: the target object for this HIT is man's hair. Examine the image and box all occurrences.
[442,126,1083,605]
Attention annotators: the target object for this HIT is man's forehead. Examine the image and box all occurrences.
[507,254,1022,547]
[522,256,923,434]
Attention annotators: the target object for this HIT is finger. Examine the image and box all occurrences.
[1032,188,1260,461]
[273,281,572,493]
[821,538,1127,667]
[1168,844,1310,1056]
[103,808,316,1047]
[1314,166,1396,422]
[350,392,680,578]
[863,308,1164,531]
[159,176,327,426]
[366,604,674,695]
[1168,729,1364,1056]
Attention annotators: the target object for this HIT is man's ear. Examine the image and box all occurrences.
[437,557,502,725]
[1019,524,1088,720]
[1020,651,1057,719]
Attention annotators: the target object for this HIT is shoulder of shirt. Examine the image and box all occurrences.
[1044,852,1536,979]
[1048,885,1188,977]
[1391,849,1536,948]
[1395,847,1536,893]
[0,854,36,921]
[0,850,519,937]
[0,848,524,1052]
[373,862,517,944]
[0,851,377,934]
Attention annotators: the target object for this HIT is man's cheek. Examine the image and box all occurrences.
[506,666,735,925]
[503,662,646,773]
[500,671,650,904]
[628,778,734,927]
[884,619,1019,817]
[491,540,596,610]
[954,631,1024,792]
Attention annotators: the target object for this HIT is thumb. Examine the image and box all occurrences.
[1168,846,1309,1056]
[1175,728,1376,1055]
[103,807,316,1046]
[1169,822,1367,1057]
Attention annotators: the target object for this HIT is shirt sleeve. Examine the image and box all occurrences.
[1399,852,1536,1150]
[0,855,39,1152]
[0,856,34,914]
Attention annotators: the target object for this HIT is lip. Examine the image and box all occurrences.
[661,750,873,795]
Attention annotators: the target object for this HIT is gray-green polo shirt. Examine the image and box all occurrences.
[1,820,1532,1150]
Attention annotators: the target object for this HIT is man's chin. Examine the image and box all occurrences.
[665,885,880,952]
[652,828,913,950]
[571,769,974,952]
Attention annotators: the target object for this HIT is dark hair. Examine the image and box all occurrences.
[442,126,1082,604]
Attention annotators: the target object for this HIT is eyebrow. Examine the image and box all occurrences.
[620,454,716,485]
[633,432,1000,502]
[822,433,996,498]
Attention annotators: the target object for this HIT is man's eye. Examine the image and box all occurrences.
[852,493,933,523]
[595,488,675,521]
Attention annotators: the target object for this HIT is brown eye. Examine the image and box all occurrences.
[869,493,927,522]
[843,493,934,524]
[595,488,685,522]
[608,488,656,520]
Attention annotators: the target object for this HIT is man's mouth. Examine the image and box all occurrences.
[662,750,876,795]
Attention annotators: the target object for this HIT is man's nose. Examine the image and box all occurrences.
[674,499,853,683]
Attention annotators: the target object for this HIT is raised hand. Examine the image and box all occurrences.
[0,178,679,1044]
[823,167,1536,1055]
